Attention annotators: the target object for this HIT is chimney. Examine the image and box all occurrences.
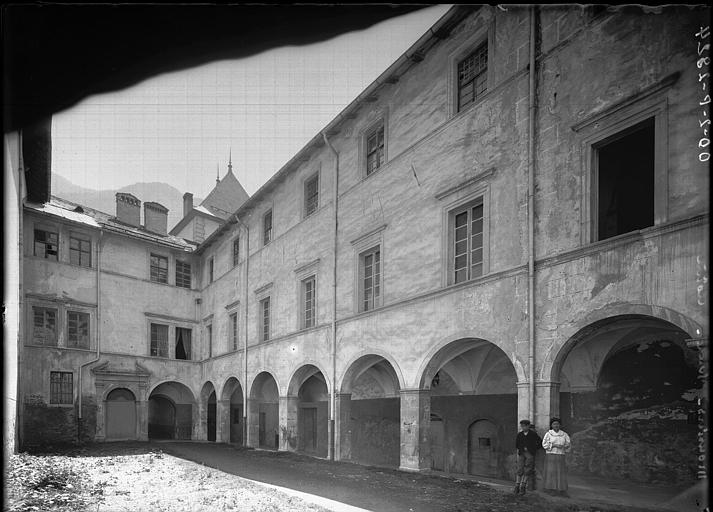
[183,192,194,217]
[144,202,169,235]
[115,192,141,227]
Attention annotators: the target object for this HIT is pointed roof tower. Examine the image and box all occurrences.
[200,152,249,219]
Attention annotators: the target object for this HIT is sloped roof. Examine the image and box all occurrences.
[26,196,196,251]
[200,168,249,219]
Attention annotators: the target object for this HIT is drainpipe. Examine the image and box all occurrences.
[78,228,103,440]
[527,6,538,423]
[242,218,250,445]
[322,131,338,461]
[234,215,250,445]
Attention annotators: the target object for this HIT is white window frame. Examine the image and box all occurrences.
[303,171,320,218]
[351,225,387,313]
[440,183,491,287]
[359,113,389,179]
[254,283,273,342]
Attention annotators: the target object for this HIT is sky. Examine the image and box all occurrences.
[51,5,453,200]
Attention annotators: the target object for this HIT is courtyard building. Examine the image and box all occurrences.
[13,4,709,499]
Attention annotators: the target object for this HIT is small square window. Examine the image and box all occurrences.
[69,235,91,267]
[304,174,319,217]
[50,371,73,404]
[359,247,381,312]
[457,42,488,111]
[366,124,385,176]
[34,229,58,260]
[150,254,168,284]
[32,306,58,346]
[150,323,169,358]
[176,260,192,288]
[263,210,273,246]
[67,311,90,349]
[301,276,316,329]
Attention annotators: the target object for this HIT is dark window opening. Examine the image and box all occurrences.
[150,254,168,283]
[151,323,169,357]
[458,43,488,111]
[176,260,191,288]
[34,229,58,260]
[597,117,655,241]
[175,327,191,360]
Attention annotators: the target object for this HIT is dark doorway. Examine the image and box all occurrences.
[468,419,498,477]
[106,388,137,440]
[149,395,176,439]
[207,391,217,442]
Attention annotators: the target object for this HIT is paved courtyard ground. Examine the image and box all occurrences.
[5,441,704,512]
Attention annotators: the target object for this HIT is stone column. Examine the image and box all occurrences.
[246,398,259,448]
[216,399,231,443]
[399,389,431,472]
[516,381,531,423]
[534,381,560,433]
[335,393,352,461]
[192,401,204,441]
[137,400,149,441]
[279,395,299,452]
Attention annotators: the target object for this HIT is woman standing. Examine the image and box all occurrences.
[542,417,571,496]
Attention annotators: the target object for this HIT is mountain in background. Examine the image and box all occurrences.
[51,174,201,230]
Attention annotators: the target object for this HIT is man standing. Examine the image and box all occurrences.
[514,419,541,495]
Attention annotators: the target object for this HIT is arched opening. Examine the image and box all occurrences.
[289,365,329,457]
[340,355,401,468]
[555,315,701,487]
[105,388,137,441]
[148,395,175,439]
[249,372,279,450]
[421,339,517,478]
[221,377,244,445]
[149,381,195,440]
[200,382,217,442]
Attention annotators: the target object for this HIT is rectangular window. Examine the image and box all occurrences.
[449,197,485,284]
[208,258,214,283]
[176,260,191,288]
[69,235,91,267]
[458,42,488,111]
[34,229,58,260]
[263,210,273,246]
[32,306,57,346]
[596,117,655,241]
[175,327,191,360]
[302,276,316,329]
[67,311,90,349]
[50,371,73,405]
[207,324,213,358]
[304,174,319,217]
[360,247,381,312]
[366,125,385,176]
[232,238,240,267]
[230,312,238,351]
[150,323,169,358]
[150,254,168,284]
[260,297,270,341]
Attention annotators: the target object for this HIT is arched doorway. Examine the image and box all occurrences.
[221,377,244,445]
[148,395,175,439]
[106,388,137,440]
[249,372,279,449]
[149,381,195,440]
[340,354,401,468]
[555,315,702,487]
[468,419,498,476]
[420,338,517,478]
[200,382,217,442]
[288,365,329,457]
